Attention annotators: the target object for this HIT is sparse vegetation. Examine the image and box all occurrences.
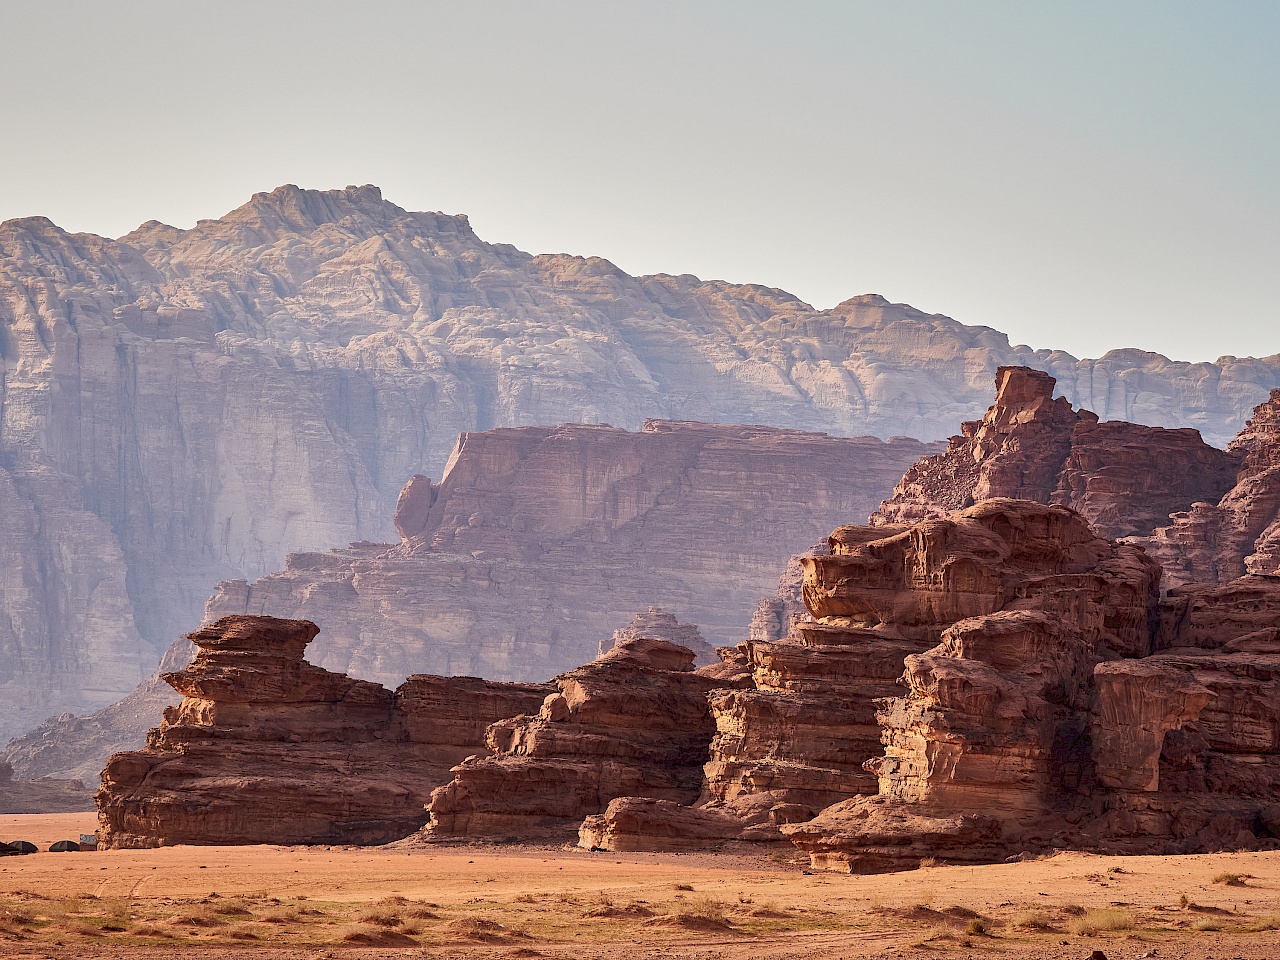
[1009,908,1052,930]
[1213,872,1248,886]
[918,856,938,869]
[1244,915,1280,932]
[1192,917,1223,931]
[1068,907,1134,936]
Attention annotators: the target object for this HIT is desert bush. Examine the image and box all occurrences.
[1245,915,1280,932]
[966,919,986,935]
[1192,917,1223,931]
[1009,908,1052,930]
[1213,872,1247,886]
[1068,907,1134,936]
[357,910,403,927]
[676,896,728,924]
[918,857,938,869]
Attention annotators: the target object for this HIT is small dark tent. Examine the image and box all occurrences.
[8,840,37,854]
[48,839,81,852]
[0,842,16,856]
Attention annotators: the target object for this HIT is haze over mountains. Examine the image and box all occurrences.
[2,183,1279,744]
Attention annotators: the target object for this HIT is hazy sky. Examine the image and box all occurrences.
[2,1,1276,362]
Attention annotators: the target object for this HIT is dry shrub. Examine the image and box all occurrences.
[128,924,171,938]
[674,883,694,892]
[212,899,253,917]
[965,919,986,935]
[405,906,439,920]
[258,908,300,925]
[1068,908,1134,936]
[168,914,225,928]
[1245,915,1280,932]
[583,901,655,919]
[1213,872,1247,886]
[1009,908,1053,930]
[918,857,938,869]
[1192,917,1224,932]
[358,910,403,928]
[442,916,521,942]
[514,892,538,903]
[340,926,418,946]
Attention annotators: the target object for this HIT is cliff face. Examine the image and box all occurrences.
[5,183,1280,742]
[1140,389,1280,586]
[202,421,937,685]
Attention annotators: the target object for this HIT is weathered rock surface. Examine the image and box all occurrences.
[426,627,724,841]
[1141,389,1280,587]
[873,367,1240,539]
[777,500,1163,871]
[8,421,934,781]
[205,421,935,685]
[0,760,93,814]
[5,183,1280,742]
[96,615,549,848]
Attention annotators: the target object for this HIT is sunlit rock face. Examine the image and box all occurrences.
[95,615,551,849]
[4,183,1279,743]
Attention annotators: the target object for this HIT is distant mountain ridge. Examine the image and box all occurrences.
[2,182,1278,742]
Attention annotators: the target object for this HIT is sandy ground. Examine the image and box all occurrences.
[2,813,1279,959]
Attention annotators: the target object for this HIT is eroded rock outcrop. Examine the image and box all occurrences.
[427,628,723,841]
[779,500,1162,870]
[6,182,1280,744]
[11,422,934,783]
[873,367,1239,539]
[1141,390,1280,587]
[207,421,934,685]
[0,760,93,814]
[96,615,549,848]
[1089,577,1280,852]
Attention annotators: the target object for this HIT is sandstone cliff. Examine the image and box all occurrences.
[96,615,549,848]
[427,628,724,841]
[6,422,936,779]
[5,182,1280,742]
[203,421,937,684]
[873,366,1240,538]
[1140,389,1280,586]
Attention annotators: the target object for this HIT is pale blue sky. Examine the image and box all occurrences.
[2,1,1276,362]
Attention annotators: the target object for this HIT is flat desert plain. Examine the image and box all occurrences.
[1,814,1279,959]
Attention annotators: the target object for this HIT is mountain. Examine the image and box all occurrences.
[2,183,1278,742]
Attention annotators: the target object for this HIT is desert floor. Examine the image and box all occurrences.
[1,814,1278,959]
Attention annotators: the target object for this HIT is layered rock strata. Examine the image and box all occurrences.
[427,631,723,841]
[873,366,1240,539]
[1141,389,1280,587]
[0,761,94,815]
[779,500,1163,870]
[6,181,1280,742]
[10,422,934,781]
[1090,577,1280,852]
[206,421,935,684]
[96,615,550,848]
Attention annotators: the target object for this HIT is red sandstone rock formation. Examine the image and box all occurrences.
[96,616,549,848]
[777,501,1161,871]
[1089,576,1280,853]
[1141,389,1280,586]
[0,760,92,815]
[873,367,1239,539]
[207,421,938,687]
[427,628,725,841]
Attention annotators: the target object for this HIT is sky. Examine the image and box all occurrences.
[1,1,1276,362]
